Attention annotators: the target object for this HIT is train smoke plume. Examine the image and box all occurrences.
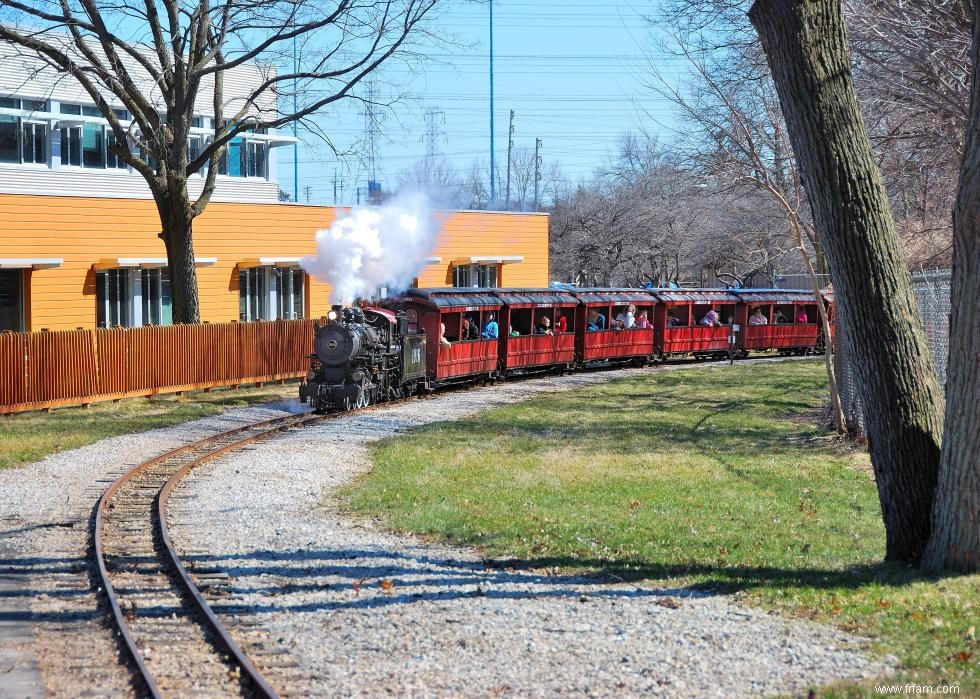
[300,192,441,304]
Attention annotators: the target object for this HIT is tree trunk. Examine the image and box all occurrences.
[795,220,845,433]
[921,6,980,573]
[749,0,947,564]
[155,190,201,324]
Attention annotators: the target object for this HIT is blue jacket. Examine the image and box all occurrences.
[482,320,499,339]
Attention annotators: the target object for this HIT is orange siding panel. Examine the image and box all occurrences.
[0,194,549,331]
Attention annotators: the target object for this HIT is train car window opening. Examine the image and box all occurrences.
[511,308,532,335]
[442,311,461,342]
[773,304,794,324]
[666,304,689,327]
[557,307,575,332]
[800,304,818,324]
[405,308,419,333]
[532,307,556,334]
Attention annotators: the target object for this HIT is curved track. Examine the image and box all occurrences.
[94,410,325,698]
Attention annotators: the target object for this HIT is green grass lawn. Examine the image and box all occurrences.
[344,361,979,696]
[0,382,300,469]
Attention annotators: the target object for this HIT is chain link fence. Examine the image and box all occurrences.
[836,269,952,434]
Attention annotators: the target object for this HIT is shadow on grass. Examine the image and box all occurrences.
[478,555,967,599]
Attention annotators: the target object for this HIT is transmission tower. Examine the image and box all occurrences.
[422,108,447,163]
[362,81,383,184]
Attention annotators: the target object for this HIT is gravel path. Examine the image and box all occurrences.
[165,364,897,698]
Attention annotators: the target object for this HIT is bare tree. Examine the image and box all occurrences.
[922,1,980,573]
[396,156,464,207]
[0,0,440,322]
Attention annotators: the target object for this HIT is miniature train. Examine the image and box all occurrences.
[299,287,831,413]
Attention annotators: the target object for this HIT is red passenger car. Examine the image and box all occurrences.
[570,289,658,363]
[732,289,821,354]
[397,289,502,384]
[653,289,739,358]
[495,289,578,373]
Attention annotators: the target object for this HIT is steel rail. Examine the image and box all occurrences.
[156,413,327,699]
[93,410,318,699]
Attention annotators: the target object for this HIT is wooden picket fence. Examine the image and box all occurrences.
[0,319,315,414]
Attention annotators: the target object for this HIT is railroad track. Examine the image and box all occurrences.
[94,410,325,698]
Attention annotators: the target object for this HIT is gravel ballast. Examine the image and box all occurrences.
[165,365,896,698]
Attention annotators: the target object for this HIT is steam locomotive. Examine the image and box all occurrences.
[300,287,831,413]
[299,304,427,413]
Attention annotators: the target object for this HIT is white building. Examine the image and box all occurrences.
[0,38,295,203]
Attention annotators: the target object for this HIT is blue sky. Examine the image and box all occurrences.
[277,0,688,205]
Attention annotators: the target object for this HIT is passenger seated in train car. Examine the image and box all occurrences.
[509,325,520,337]
[555,313,568,333]
[461,316,480,340]
[796,308,809,323]
[635,310,650,328]
[666,312,683,328]
[482,312,499,339]
[537,316,554,335]
[614,304,636,329]
[439,322,451,347]
[587,309,605,331]
[699,308,721,327]
[749,308,768,325]
[774,310,788,324]
[725,315,734,325]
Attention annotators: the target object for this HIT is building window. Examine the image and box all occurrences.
[97,268,133,327]
[239,266,305,321]
[60,125,82,166]
[107,131,129,169]
[0,116,20,163]
[141,269,172,325]
[81,122,106,168]
[218,137,266,178]
[245,141,266,177]
[0,115,47,165]
[453,264,498,288]
[0,270,25,331]
[96,268,172,328]
[21,122,47,164]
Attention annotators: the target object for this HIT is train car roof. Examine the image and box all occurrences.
[399,288,503,308]
[731,289,818,303]
[569,288,659,304]
[493,288,578,306]
[653,289,740,303]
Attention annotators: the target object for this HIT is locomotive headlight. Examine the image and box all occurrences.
[306,370,317,381]
[327,310,338,321]
[351,370,365,382]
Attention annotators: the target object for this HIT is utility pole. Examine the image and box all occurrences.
[333,169,338,205]
[533,137,542,210]
[489,0,495,205]
[505,109,514,210]
[303,185,313,204]
[292,36,299,204]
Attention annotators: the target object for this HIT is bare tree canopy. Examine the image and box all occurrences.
[0,0,440,321]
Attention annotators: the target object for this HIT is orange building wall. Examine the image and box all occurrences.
[0,194,549,331]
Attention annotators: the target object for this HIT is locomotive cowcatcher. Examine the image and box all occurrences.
[299,304,427,413]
